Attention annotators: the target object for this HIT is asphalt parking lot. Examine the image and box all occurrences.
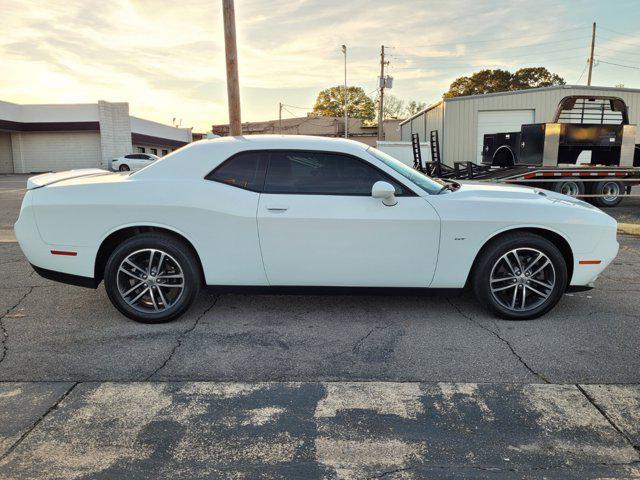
[1,174,640,478]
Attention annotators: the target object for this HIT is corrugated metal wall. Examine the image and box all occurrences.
[400,86,640,166]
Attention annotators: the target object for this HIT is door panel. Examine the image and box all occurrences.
[257,194,440,287]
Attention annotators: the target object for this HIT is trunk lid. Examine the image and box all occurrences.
[26,169,111,190]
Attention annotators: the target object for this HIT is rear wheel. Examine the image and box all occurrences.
[104,233,200,323]
[119,164,130,171]
[552,180,584,198]
[472,233,568,320]
[591,181,623,208]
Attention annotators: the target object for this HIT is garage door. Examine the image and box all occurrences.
[477,110,534,163]
[0,133,13,174]
[19,132,101,173]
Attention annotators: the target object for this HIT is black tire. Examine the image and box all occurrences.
[591,181,623,208]
[104,233,200,323]
[552,180,584,198]
[119,164,130,171]
[471,232,568,320]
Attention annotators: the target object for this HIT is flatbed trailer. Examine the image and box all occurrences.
[412,132,640,207]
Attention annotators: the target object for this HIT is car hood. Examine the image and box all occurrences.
[450,180,599,210]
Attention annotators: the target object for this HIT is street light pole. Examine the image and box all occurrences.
[341,45,347,139]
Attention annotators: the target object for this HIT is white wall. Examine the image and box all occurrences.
[133,144,173,156]
[376,141,430,167]
[0,133,13,173]
[0,100,99,123]
[0,101,23,122]
[130,116,192,142]
[12,132,101,173]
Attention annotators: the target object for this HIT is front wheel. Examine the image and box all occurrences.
[119,164,130,172]
[104,233,200,323]
[472,233,568,320]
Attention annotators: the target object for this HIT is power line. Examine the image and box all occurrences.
[280,106,339,128]
[575,61,589,84]
[597,33,640,48]
[392,36,590,58]
[392,46,588,66]
[599,25,640,40]
[596,45,640,58]
[281,103,313,110]
[389,24,589,49]
[595,55,640,66]
[596,59,640,70]
[390,54,585,72]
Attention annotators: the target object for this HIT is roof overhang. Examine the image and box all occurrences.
[0,119,100,132]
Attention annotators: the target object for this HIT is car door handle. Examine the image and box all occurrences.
[266,206,289,212]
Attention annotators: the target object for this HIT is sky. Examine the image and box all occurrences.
[1,0,639,131]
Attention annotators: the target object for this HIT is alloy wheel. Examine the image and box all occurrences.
[489,248,556,312]
[117,248,185,313]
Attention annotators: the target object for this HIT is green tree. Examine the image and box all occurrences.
[512,67,566,89]
[444,67,565,98]
[405,100,427,116]
[313,86,376,122]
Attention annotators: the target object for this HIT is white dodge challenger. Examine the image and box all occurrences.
[15,135,618,323]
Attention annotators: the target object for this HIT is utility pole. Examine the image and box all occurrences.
[587,22,596,86]
[377,45,387,141]
[342,45,348,139]
[278,102,282,134]
[222,0,241,135]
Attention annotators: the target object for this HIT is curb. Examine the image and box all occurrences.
[0,229,16,243]
[618,223,640,237]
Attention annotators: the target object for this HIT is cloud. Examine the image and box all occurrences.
[0,0,636,130]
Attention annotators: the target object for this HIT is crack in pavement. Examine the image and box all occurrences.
[352,322,393,354]
[324,322,394,361]
[447,298,550,383]
[0,286,35,368]
[577,384,640,454]
[145,296,220,380]
[0,381,78,463]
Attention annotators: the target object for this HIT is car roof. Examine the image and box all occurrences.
[135,134,373,180]
[203,134,369,152]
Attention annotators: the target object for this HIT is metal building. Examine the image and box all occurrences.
[399,85,640,166]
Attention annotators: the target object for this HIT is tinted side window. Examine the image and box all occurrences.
[207,151,267,192]
[264,151,407,195]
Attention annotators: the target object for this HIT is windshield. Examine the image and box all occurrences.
[367,147,442,194]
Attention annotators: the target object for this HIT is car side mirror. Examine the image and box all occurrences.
[372,181,397,206]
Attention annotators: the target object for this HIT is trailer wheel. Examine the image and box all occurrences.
[492,147,515,167]
[592,181,623,208]
[552,180,584,198]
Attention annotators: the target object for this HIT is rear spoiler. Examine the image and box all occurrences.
[26,169,109,190]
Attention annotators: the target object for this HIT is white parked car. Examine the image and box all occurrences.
[111,153,159,172]
[15,136,618,323]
